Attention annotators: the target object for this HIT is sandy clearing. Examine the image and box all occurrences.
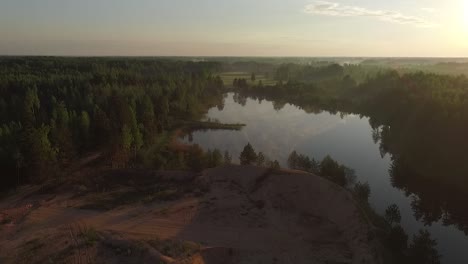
[0,165,382,264]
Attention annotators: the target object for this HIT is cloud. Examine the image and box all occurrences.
[304,1,437,28]
[421,7,436,13]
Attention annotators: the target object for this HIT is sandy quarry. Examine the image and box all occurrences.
[0,165,382,264]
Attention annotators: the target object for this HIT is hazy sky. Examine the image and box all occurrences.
[1,0,468,56]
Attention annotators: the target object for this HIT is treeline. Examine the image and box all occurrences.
[275,63,344,82]
[287,150,369,200]
[288,151,357,187]
[234,64,468,187]
[231,61,468,235]
[239,143,280,169]
[0,57,225,190]
[231,64,358,110]
[351,72,468,233]
[383,204,441,264]
[237,65,468,232]
[165,143,280,173]
[162,145,232,172]
[221,61,275,78]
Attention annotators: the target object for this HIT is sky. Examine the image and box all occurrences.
[1,0,468,57]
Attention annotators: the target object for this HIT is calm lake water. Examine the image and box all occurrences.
[184,93,468,264]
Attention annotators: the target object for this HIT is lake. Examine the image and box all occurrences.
[183,93,468,264]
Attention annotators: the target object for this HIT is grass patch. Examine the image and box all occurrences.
[1,214,13,225]
[142,188,180,204]
[158,207,169,216]
[177,120,245,132]
[77,167,195,210]
[79,226,100,247]
[80,185,186,210]
[17,238,45,263]
[147,238,201,259]
[220,72,276,87]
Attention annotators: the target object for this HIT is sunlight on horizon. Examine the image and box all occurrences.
[464,1,468,29]
[0,0,468,56]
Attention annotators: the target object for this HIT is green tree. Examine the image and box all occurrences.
[93,106,111,146]
[204,149,213,167]
[210,149,223,167]
[24,86,40,114]
[52,123,75,167]
[22,86,40,126]
[385,204,402,226]
[80,111,90,147]
[140,96,156,140]
[408,230,441,264]
[354,181,371,203]
[258,80,264,88]
[239,143,257,165]
[310,158,320,174]
[269,160,280,170]
[12,149,24,188]
[128,106,143,159]
[256,152,266,166]
[25,125,58,182]
[287,151,299,169]
[251,73,256,82]
[121,125,134,151]
[320,155,347,186]
[55,101,69,127]
[187,144,204,172]
[387,225,408,259]
[223,151,232,164]
[344,167,357,187]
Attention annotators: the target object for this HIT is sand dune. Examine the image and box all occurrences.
[0,165,382,264]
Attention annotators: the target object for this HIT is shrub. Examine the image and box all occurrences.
[385,204,402,226]
[354,181,371,203]
[239,143,257,165]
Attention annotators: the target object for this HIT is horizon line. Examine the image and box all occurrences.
[2,55,468,59]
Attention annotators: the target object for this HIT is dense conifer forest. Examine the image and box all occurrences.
[0,57,225,190]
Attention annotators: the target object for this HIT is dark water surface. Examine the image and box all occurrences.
[184,93,468,264]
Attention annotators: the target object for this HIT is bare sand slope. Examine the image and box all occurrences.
[0,165,381,264]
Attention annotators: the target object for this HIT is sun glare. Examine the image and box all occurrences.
[464,1,468,27]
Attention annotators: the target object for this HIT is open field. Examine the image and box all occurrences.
[219,72,277,87]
